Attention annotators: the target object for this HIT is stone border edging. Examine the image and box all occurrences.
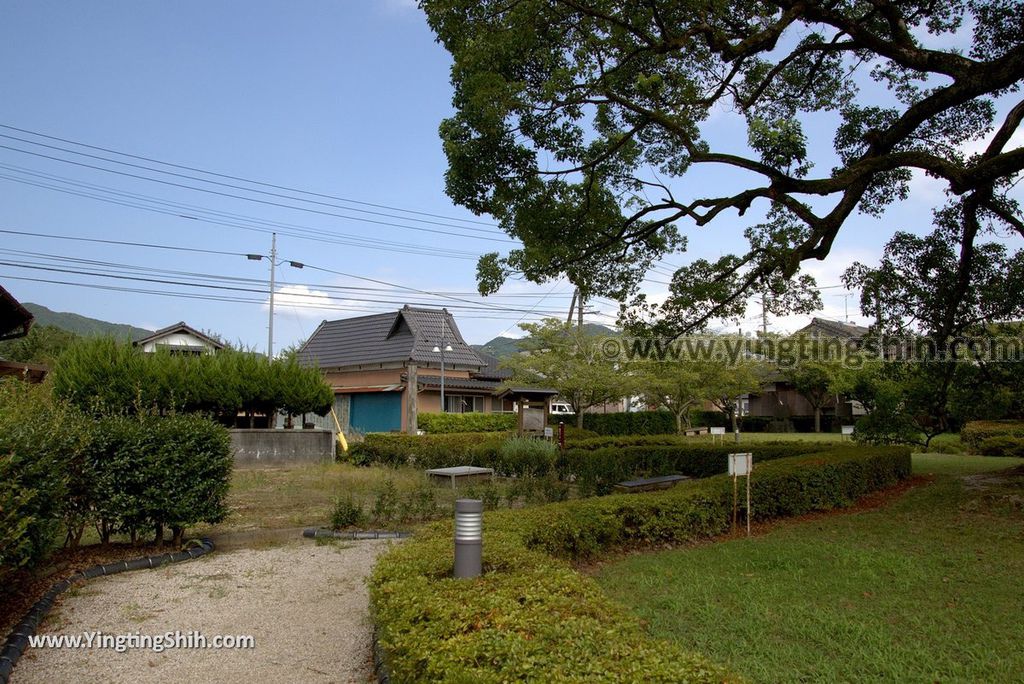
[0,538,215,684]
[372,628,391,684]
[301,528,412,541]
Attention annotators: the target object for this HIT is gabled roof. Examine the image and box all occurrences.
[474,350,513,381]
[133,321,226,350]
[298,306,484,370]
[0,284,33,341]
[795,317,870,339]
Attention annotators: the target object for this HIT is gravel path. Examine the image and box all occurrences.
[13,539,394,684]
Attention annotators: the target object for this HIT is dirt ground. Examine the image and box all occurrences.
[12,538,394,684]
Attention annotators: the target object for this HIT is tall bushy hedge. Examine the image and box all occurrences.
[960,420,1024,450]
[89,415,233,545]
[0,380,91,584]
[579,410,676,435]
[418,412,516,433]
[370,446,912,681]
[1,379,234,587]
[51,338,333,420]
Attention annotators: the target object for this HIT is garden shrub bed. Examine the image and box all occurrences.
[977,435,1024,458]
[960,420,1024,450]
[418,412,516,434]
[370,446,911,682]
[558,440,838,495]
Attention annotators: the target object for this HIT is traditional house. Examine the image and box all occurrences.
[0,284,48,383]
[297,306,533,434]
[746,317,869,426]
[133,322,225,355]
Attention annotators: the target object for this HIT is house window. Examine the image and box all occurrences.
[445,394,484,413]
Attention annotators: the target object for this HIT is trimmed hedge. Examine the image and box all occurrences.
[370,446,912,681]
[417,412,516,433]
[558,441,838,496]
[580,410,676,435]
[977,435,1024,458]
[0,380,91,584]
[960,420,1024,450]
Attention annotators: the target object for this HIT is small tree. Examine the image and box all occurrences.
[634,360,703,434]
[502,319,631,429]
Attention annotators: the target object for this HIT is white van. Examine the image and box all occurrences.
[550,402,575,416]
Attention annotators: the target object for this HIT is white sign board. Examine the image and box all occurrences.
[543,427,554,438]
[728,453,752,477]
[710,427,726,435]
[841,425,855,436]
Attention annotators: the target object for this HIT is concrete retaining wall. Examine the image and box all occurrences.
[229,429,334,465]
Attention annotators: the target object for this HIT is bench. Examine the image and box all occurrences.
[613,474,690,493]
[425,465,495,489]
[684,427,709,437]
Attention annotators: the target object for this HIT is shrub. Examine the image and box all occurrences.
[372,479,400,525]
[580,410,676,435]
[418,412,516,433]
[370,446,911,681]
[557,440,837,496]
[961,420,1024,450]
[0,380,92,584]
[91,415,233,544]
[977,436,1024,458]
[352,432,508,471]
[496,437,558,477]
[331,496,366,529]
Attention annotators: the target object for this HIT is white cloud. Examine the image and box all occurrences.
[265,284,342,318]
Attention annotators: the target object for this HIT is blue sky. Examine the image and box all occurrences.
[0,1,1019,349]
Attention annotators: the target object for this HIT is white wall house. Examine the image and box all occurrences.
[133,322,225,355]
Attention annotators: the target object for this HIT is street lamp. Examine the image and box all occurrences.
[431,309,454,412]
[246,233,304,359]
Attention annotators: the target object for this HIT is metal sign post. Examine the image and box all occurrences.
[728,453,753,537]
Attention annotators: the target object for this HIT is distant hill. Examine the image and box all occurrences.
[473,323,616,359]
[23,303,152,340]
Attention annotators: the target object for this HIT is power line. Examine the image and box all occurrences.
[0,169,481,260]
[0,249,585,316]
[0,138,512,243]
[0,273,559,322]
[0,122,503,229]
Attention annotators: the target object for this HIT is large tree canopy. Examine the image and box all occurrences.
[424,0,1024,334]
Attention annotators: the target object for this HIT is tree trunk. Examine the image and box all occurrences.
[731,406,738,432]
[676,411,684,435]
[171,527,184,548]
[576,410,584,430]
[154,523,164,547]
[814,407,821,433]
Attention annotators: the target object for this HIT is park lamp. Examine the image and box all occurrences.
[454,499,482,579]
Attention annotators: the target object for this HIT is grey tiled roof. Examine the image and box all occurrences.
[298,306,485,370]
[415,375,502,392]
[796,317,870,339]
[474,351,513,380]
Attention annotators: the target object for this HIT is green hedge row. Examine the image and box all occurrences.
[0,379,233,586]
[977,436,1024,458]
[558,441,838,496]
[417,412,516,433]
[960,420,1024,450]
[353,432,558,478]
[578,410,676,435]
[370,446,912,681]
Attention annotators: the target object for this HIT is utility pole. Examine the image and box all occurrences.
[267,232,277,359]
[577,290,584,330]
[566,289,577,324]
[761,297,768,337]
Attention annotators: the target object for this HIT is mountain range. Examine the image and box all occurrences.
[471,323,616,358]
[23,303,152,340]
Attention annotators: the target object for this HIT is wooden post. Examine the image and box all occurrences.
[406,362,418,434]
[746,468,752,537]
[732,474,738,533]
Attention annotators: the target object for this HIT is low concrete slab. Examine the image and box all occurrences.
[425,465,495,489]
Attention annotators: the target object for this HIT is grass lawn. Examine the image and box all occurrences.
[594,454,1024,683]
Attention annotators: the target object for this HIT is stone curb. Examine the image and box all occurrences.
[0,538,215,684]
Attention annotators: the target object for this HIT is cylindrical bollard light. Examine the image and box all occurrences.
[454,499,483,579]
